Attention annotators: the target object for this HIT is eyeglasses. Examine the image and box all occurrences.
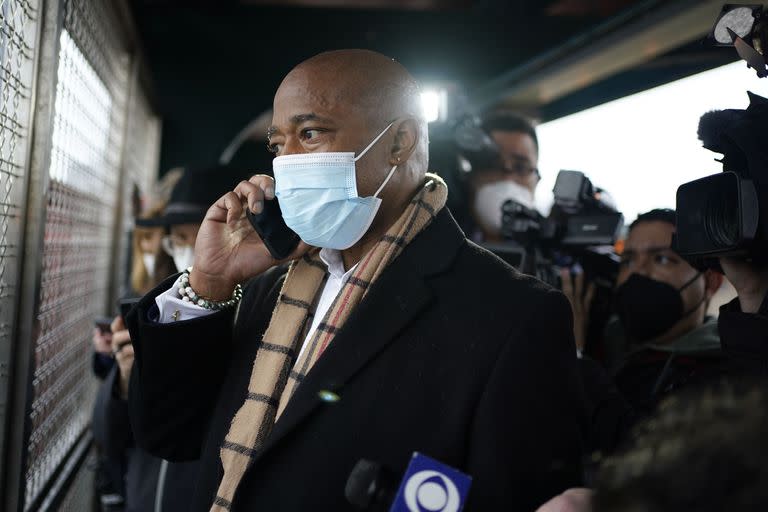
[161,235,192,256]
[497,155,540,178]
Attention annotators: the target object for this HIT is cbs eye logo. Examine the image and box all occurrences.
[403,470,460,512]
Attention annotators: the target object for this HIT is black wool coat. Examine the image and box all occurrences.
[92,366,201,512]
[126,209,588,511]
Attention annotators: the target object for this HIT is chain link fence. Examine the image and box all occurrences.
[0,0,40,506]
[0,0,160,510]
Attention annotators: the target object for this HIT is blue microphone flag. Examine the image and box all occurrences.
[390,452,471,512]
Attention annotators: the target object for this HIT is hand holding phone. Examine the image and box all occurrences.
[94,316,113,334]
[246,197,300,260]
[93,317,114,355]
[188,175,309,301]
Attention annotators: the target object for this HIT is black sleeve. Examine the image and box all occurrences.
[126,274,238,461]
[466,289,588,512]
[577,356,635,457]
[92,352,115,380]
[126,269,287,462]
[92,366,131,497]
[719,295,768,376]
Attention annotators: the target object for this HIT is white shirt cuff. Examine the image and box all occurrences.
[155,275,215,323]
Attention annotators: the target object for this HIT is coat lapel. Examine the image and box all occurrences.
[252,209,466,461]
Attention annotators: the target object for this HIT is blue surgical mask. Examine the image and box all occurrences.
[273,123,397,250]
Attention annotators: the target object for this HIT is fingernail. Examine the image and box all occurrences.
[265,186,275,199]
[252,200,263,214]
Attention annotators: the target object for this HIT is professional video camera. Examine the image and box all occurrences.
[427,95,623,287]
[675,92,768,264]
[674,5,768,267]
[491,170,624,289]
[428,94,624,353]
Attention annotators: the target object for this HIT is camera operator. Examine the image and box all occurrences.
[456,113,618,357]
[694,93,768,376]
[465,111,540,242]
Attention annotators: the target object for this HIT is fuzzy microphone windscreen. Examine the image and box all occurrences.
[697,109,743,152]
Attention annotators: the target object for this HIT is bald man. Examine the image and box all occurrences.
[126,50,587,511]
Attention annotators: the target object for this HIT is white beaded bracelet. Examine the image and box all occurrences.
[178,268,243,310]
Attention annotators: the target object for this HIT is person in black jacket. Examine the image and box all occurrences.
[609,209,725,416]
[126,49,588,512]
[93,166,251,512]
[718,258,768,373]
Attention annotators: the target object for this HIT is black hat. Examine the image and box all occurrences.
[137,164,252,227]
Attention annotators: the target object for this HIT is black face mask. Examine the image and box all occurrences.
[614,273,703,343]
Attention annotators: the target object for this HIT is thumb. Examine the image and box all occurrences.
[111,315,125,333]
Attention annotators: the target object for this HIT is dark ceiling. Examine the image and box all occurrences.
[128,0,731,171]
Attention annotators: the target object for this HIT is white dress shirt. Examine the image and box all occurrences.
[155,248,357,361]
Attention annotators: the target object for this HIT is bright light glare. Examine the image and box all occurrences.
[535,61,768,224]
[421,89,444,123]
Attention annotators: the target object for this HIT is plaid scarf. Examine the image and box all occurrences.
[212,175,447,511]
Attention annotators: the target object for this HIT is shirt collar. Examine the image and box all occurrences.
[319,248,358,280]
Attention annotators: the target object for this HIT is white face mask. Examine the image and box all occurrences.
[142,253,156,278]
[172,246,195,273]
[473,180,536,235]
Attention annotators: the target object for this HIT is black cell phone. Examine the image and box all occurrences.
[118,297,141,319]
[246,198,300,260]
[94,316,113,334]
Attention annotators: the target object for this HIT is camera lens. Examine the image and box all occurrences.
[704,189,739,248]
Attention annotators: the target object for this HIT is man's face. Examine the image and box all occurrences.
[617,220,704,319]
[267,69,391,200]
[470,130,539,196]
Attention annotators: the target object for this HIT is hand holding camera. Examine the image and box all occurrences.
[719,257,768,314]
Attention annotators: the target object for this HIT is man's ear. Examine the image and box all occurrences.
[703,269,724,300]
[389,118,419,165]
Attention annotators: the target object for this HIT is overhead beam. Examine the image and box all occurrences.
[240,0,471,9]
[472,0,729,112]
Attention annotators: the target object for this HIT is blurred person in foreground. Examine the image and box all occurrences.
[594,381,768,512]
[126,49,587,511]
[538,382,768,512]
[92,165,250,512]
